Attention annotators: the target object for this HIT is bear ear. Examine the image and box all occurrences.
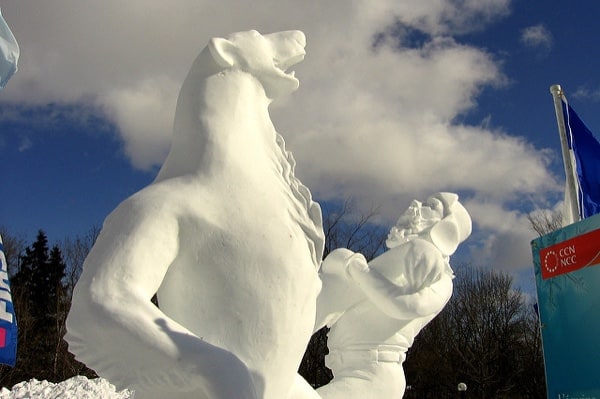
[208,37,237,68]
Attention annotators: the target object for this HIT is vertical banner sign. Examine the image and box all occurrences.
[0,235,17,366]
[532,213,600,398]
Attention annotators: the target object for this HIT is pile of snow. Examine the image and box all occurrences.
[0,376,134,398]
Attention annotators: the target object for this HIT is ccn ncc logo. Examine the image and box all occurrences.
[542,244,577,279]
[543,250,559,274]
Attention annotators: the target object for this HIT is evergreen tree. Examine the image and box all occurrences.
[0,228,97,387]
[44,245,67,322]
[12,230,50,314]
[14,231,66,326]
[10,230,67,382]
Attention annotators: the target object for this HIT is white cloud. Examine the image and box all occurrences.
[98,76,178,170]
[18,136,32,152]
[520,24,553,50]
[465,199,538,271]
[0,0,561,274]
[572,86,600,102]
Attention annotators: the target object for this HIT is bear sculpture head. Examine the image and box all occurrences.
[208,29,306,99]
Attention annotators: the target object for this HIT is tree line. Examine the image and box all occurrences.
[0,204,548,397]
[403,266,545,398]
[0,227,98,387]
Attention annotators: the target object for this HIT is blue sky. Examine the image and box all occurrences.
[1,0,600,289]
[1,103,154,239]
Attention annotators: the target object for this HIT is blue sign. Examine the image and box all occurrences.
[532,213,600,398]
[0,237,17,366]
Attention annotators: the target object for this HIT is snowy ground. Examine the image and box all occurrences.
[0,376,134,398]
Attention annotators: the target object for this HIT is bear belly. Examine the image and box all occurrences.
[157,192,321,399]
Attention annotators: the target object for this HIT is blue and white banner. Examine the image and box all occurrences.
[0,8,19,90]
[532,213,600,398]
[0,235,17,367]
[563,98,600,219]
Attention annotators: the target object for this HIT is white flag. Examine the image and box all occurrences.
[0,8,19,90]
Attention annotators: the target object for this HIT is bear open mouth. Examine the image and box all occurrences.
[273,52,305,77]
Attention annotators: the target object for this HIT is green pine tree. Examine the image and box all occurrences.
[11,230,67,381]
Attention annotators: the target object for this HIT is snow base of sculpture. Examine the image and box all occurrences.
[0,377,133,399]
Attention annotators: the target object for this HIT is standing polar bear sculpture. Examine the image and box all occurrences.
[66,30,325,399]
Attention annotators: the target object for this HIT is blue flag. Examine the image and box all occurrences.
[563,101,600,219]
[0,8,19,90]
[0,236,17,367]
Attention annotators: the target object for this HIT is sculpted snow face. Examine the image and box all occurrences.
[208,29,306,99]
[66,30,324,399]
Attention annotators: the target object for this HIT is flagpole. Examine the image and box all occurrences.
[550,84,580,224]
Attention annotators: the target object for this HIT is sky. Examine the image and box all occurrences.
[1,0,600,290]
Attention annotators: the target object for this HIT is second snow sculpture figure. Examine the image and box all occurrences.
[66,30,324,399]
[315,193,472,399]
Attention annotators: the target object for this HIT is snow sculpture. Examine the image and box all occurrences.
[66,30,325,399]
[314,193,472,399]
